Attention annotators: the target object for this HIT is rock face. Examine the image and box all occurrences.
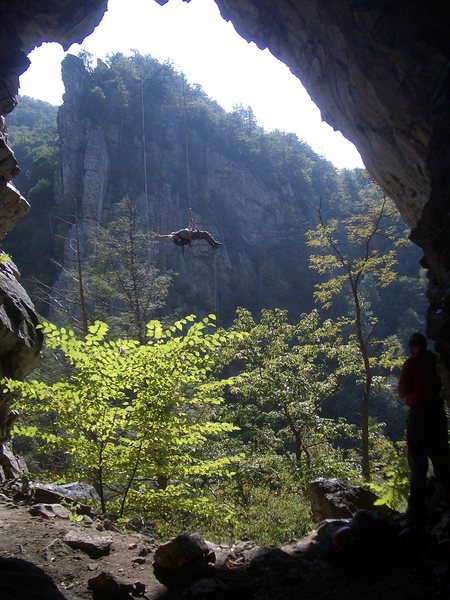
[51,54,332,324]
[0,259,43,444]
[0,92,40,440]
[0,0,107,113]
[0,0,107,449]
[214,1,442,226]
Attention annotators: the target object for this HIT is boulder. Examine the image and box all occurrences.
[0,557,68,600]
[87,571,146,599]
[32,481,99,502]
[309,478,381,522]
[63,530,113,559]
[29,503,70,519]
[32,482,98,517]
[0,444,27,481]
[153,533,215,588]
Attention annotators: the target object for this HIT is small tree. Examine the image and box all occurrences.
[36,195,172,341]
[5,315,241,524]
[31,200,92,335]
[306,191,404,480]
[86,196,173,342]
[224,308,358,480]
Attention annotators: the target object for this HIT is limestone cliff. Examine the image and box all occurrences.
[53,54,338,323]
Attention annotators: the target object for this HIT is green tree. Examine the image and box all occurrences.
[224,308,357,479]
[306,191,405,480]
[86,196,173,342]
[6,315,242,526]
[199,308,359,544]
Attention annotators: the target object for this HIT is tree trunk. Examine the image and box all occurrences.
[361,388,370,481]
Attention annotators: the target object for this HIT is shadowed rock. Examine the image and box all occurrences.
[309,478,383,522]
[88,571,146,599]
[0,557,68,600]
[153,533,215,588]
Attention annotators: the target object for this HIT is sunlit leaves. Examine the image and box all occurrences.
[4,316,242,520]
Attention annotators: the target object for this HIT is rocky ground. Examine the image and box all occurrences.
[0,493,165,600]
[1,482,450,600]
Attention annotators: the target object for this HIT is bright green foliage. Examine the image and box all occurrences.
[306,194,402,310]
[367,429,409,511]
[222,308,359,481]
[0,252,11,264]
[193,452,316,546]
[5,315,241,523]
[191,307,361,542]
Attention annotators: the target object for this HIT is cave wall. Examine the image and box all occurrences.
[0,0,108,447]
[215,1,449,226]
[0,0,450,425]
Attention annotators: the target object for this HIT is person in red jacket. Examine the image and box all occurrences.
[398,332,450,525]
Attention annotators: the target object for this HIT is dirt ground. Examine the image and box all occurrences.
[1,491,450,600]
[0,494,166,599]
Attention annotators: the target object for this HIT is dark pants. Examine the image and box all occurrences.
[407,404,450,518]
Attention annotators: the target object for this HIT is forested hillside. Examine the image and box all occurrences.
[2,53,428,544]
[6,97,59,296]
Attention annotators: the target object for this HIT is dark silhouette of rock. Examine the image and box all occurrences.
[87,571,146,599]
[0,557,68,600]
[309,477,383,521]
[153,533,215,588]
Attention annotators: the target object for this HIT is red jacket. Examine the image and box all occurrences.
[399,350,441,408]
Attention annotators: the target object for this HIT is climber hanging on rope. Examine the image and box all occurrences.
[154,218,222,250]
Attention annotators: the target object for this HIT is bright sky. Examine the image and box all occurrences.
[19,0,364,170]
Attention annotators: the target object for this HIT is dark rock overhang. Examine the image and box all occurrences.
[213,1,450,228]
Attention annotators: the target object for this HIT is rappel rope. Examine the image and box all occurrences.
[182,78,220,319]
[213,249,219,321]
[141,77,150,234]
[182,78,193,225]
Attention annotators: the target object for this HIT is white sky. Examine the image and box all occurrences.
[18,0,364,169]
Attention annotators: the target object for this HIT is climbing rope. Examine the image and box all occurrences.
[182,77,193,223]
[213,249,219,320]
[181,78,220,319]
[141,77,150,233]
